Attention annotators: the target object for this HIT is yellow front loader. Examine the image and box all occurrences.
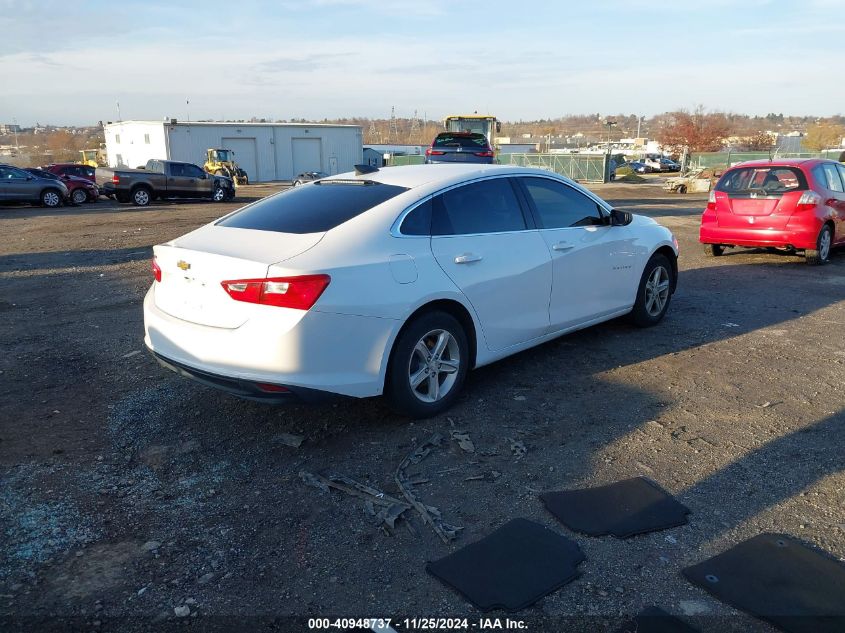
[203,148,249,186]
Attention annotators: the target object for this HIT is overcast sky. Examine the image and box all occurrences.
[1,0,843,126]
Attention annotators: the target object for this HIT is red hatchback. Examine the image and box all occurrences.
[700,159,845,265]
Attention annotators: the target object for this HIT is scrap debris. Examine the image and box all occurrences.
[395,433,463,544]
[449,430,475,453]
[508,439,527,460]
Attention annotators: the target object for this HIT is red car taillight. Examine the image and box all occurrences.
[706,189,717,211]
[152,257,162,282]
[796,190,821,211]
[426,149,445,156]
[111,174,120,184]
[474,150,495,157]
[221,274,330,310]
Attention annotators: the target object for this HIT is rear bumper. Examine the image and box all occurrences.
[143,285,398,399]
[152,351,341,403]
[700,219,821,250]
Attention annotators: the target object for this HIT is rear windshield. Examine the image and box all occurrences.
[432,133,489,149]
[716,166,807,196]
[217,181,409,234]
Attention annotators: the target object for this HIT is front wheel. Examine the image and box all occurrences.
[385,311,469,419]
[71,188,88,205]
[212,186,226,202]
[41,189,63,208]
[629,253,674,327]
[806,225,832,266]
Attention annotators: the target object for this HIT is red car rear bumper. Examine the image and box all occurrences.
[700,216,821,250]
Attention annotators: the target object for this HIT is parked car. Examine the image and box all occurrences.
[0,163,69,207]
[628,161,653,174]
[293,171,328,186]
[699,159,845,265]
[43,163,97,184]
[658,158,682,172]
[144,164,678,418]
[424,132,495,164]
[96,159,235,206]
[25,167,99,204]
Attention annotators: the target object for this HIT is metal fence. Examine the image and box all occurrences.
[499,153,608,182]
[693,150,843,168]
[385,154,425,167]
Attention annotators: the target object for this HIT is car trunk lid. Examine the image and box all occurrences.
[153,224,324,328]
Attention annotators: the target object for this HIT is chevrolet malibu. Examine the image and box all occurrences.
[144,164,678,418]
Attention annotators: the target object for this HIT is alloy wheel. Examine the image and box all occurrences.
[407,329,461,403]
[644,265,670,316]
[819,229,831,261]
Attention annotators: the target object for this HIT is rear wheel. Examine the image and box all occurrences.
[41,189,63,208]
[386,311,469,419]
[629,253,674,327]
[131,186,151,207]
[676,185,687,194]
[71,188,88,204]
[806,225,833,266]
[704,244,724,257]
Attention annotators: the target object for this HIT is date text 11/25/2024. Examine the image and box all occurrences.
[307,617,528,630]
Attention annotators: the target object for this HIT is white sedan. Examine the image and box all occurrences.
[144,164,678,418]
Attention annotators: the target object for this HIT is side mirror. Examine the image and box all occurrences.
[610,208,632,226]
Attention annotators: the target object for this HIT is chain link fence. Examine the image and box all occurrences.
[498,153,609,182]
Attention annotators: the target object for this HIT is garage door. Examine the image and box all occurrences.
[292,138,322,176]
[221,137,258,182]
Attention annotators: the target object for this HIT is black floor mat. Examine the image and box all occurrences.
[683,533,845,633]
[614,606,700,633]
[540,477,690,538]
[426,518,585,612]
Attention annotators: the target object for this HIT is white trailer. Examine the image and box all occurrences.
[103,120,363,182]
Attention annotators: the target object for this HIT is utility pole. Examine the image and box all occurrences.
[12,117,19,150]
[116,100,122,122]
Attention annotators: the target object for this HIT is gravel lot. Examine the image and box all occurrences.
[1,178,843,632]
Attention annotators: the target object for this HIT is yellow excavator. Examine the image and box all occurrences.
[203,148,249,186]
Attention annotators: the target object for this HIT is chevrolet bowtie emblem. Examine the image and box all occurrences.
[177,260,191,271]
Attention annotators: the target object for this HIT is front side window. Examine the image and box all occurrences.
[519,177,605,228]
[432,178,526,236]
[184,164,205,178]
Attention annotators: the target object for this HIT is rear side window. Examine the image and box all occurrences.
[432,133,489,149]
[717,167,807,195]
[218,181,409,234]
[399,199,432,235]
[813,163,844,193]
[432,178,526,235]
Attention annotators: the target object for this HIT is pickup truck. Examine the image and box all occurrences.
[96,159,235,206]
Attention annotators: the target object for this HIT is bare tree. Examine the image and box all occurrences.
[803,122,845,152]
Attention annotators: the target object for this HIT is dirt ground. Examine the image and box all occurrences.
[1,177,843,633]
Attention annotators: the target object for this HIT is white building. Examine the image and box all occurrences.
[103,120,363,182]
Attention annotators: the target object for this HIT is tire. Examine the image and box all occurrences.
[41,189,63,208]
[704,244,724,257]
[293,180,302,186]
[385,311,469,419]
[806,224,833,266]
[212,186,226,203]
[131,186,151,207]
[677,185,687,194]
[71,188,88,205]
[629,253,674,327]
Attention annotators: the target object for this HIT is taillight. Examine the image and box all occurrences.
[474,150,495,157]
[221,274,330,310]
[152,257,162,282]
[706,189,717,211]
[111,174,120,184]
[426,149,445,156]
[796,190,821,211]
[256,382,289,393]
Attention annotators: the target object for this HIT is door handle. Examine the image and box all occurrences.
[552,242,574,252]
[454,253,483,264]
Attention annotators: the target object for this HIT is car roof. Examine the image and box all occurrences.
[322,164,598,200]
[731,158,832,168]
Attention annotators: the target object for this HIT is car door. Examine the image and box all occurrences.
[515,176,642,330]
[1,166,37,202]
[165,163,193,197]
[429,177,552,351]
[183,163,211,197]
